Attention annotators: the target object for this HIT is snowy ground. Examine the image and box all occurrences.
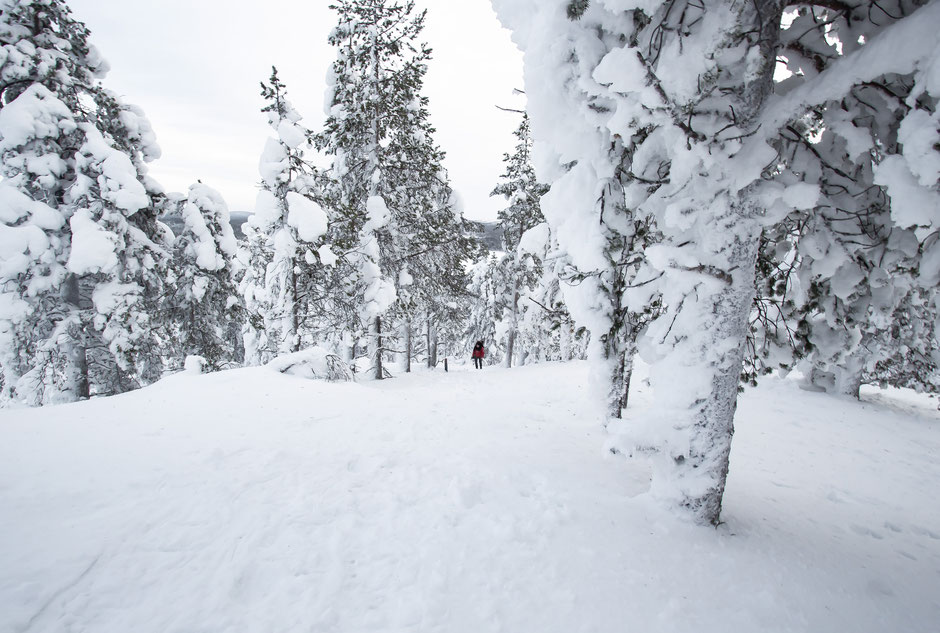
[1,360,938,633]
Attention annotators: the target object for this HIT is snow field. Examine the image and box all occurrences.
[1,361,938,632]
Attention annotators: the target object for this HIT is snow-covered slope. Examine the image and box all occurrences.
[1,361,938,632]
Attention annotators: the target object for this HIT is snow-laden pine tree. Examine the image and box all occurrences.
[0,0,170,404]
[490,114,550,367]
[241,68,330,365]
[85,84,169,388]
[514,222,589,365]
[0,0,98,402]
[384,137,478,373]
[61,122,169,398]
[167,183,243,371]
[464,253,508,365]
[493,2,662,425]
[494,0,938,524]
[317,0,478,378]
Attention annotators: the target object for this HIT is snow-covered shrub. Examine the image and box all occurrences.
[266,347,353,382]
[183,355,206,374]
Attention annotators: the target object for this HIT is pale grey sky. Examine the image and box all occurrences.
[68,0,525,221]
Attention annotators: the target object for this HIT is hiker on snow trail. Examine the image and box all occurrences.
[471,340,485,369]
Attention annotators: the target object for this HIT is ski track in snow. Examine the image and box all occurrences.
[1,361,938,632]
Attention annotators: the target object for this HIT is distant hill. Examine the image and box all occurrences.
[162,212,502,251]
[229,212,251,239]
[472,221,504,252]
[160,211,251,240]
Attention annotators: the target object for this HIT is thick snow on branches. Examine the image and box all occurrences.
[494,0,939,523]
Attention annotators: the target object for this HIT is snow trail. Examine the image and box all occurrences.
[1,361,938,632]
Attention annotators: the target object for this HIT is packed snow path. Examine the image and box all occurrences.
[2,361,938,632]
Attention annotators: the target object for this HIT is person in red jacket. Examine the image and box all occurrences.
[471,340,485,369]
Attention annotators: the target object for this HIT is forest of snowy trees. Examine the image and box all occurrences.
[0,0,937,525]
[493,0,939,523]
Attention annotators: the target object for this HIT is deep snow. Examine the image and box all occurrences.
[1,360,938,632]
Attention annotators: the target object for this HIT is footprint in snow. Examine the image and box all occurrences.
[449,478,482,509]
[865,578,896,597]
[850,524,885,540]
[910,525,940,540]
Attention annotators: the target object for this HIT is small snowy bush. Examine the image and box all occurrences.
[266,347,353,382]
[183,356,206,374]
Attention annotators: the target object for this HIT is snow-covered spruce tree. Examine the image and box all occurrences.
[515,222,589,364]
[869,288,939,394]
[493,1,663,426]
[61,122,170,398]
[493,0,801,523]
[495,0,939,524]
[490,114,550,367]
[87,84,170,387]
[381,104,479,372]
[464,253,509,365]
[751,104,937,396]
[167,183,243,371]
[0,85,76,402]
[317,0,477,378]
[0,0,170,404]
[398,182,480,372]
[241,67,329,365]
[0,0,98,402]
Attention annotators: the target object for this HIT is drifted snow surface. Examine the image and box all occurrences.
[1,361,938,632]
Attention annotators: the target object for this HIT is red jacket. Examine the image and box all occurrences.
[472,344,485,358]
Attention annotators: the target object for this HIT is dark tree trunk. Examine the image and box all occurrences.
[63,274,89,400]
[622,353,633,410]
[404,321,412,373]
[375,315,384,380]
[426,318,433,369]
[291,265,300,353]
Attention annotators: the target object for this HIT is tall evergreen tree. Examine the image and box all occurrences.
[0,0,170,404]
[464,253,508,365]
[167,183,243,371]
[490,114,549,367]
[242,67,329,365]
[514,222,589,365]
[317,0,478,378]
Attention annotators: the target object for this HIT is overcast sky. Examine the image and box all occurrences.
[67,0,525,222]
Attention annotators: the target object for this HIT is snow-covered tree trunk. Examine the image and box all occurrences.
[62,274,89,400]
[426,319,433,369]
[621,351,633,409]
[602,323,636,421]
[835,350,866,399]
[403,320,412,373]
[646,204,761,522]
[494,0,783,524]
[504,279,520,368]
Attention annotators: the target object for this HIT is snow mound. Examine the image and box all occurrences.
[266,346,352,382]
[184,355,206,374]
